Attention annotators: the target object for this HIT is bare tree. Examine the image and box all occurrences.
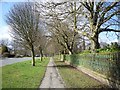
[48,18,79,54]
[0,39,10,46]
[10,40,30,56]
[6,2,40,66]
[35,30,48,61]
[41,1,120,52]
[78,1,120,51]
[39,1,82,55]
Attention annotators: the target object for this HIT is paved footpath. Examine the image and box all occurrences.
[39,57,65,88]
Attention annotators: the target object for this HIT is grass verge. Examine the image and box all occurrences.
[1,57,49,89]
[0,63,2,90]
[55,60,109,88]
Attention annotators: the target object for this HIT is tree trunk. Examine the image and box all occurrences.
[60,54,63,61]
[39,47,43,61]
[31,45,35,66]
[90,34,100,52]
[63,54,66,62]
[61,49,66,62]
[82,37,85,50]
[68,51,72,55]
[68,49,73,55]
[59,51,61,60]
[40,52,43,61]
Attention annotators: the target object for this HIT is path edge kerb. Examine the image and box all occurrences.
[53,60,66,88]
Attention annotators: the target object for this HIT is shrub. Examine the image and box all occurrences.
[2,52,10,57]
[1,45,8,54]
[81,50,91,54]
[70,54,79,66]
[8,54,15,58]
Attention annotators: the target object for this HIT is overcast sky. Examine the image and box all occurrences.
[0,0,119,44]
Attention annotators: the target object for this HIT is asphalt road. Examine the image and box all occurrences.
[0,57,39,67]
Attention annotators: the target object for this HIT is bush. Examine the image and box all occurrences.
[1,45,8,54]
[70,54,79,66]
[15,54,23,58]
[8,54,15,58]
[2,52,10,57]
[81,50,91,54]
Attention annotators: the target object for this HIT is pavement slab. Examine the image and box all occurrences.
[39,57,65,88]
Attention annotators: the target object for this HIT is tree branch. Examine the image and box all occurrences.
[103,10,120,23]
[99,28,120,33]
[81,2,91,12]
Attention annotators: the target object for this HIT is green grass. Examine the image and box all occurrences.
[1,57,49,89]
[0,65,2,90]
[55,60,109,88]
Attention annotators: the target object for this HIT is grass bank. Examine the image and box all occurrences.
[55,60,109,88]
[2,57,49,89]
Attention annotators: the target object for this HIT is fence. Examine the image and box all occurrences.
[64,52,120,85]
